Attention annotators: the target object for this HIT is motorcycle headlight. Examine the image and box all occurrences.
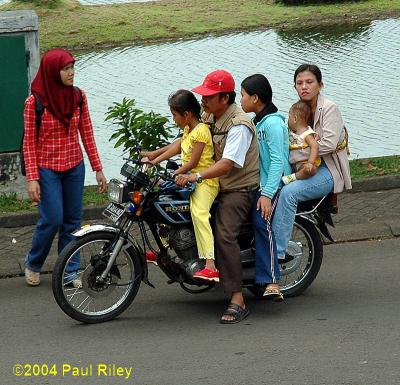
[108,179,130,204]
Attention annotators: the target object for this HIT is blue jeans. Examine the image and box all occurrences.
[25,161,85,272]
[272,163,334,259]
[253,192,280,285]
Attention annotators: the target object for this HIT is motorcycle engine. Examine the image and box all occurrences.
[168,227,203,277]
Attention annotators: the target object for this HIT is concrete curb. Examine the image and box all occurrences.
[329,219,400,243]
[350,174,400,193]
[0,204,107,228]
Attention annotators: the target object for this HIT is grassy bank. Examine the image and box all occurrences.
[0,185,108,213]
[1,156,399,213]
[349,155,400,180]
[1,0,400,51]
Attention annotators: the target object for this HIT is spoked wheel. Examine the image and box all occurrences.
[247,217,323,299]
[279,217,323,297]
[52,231,142,323]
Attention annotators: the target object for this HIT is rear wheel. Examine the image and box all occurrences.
[279,217,323,297]
[52,231,142,323]
[247,217,323,298]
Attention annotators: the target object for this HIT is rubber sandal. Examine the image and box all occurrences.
[220,303,250,324]
[263,287,284,302]
[25,268,40,286]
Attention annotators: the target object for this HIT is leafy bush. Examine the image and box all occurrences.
[106,98,175,159]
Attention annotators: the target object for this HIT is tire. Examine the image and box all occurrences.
[279,217,323,297]
[247,217,323,299]
[52,231,142,323]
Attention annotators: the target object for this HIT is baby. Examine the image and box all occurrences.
[282,100,321,185]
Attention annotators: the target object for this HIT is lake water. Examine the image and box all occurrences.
[70,19,400,184]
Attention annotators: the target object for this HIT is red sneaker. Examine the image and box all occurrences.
[193,267,220,282]
[145,251,158,265]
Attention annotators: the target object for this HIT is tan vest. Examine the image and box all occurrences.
[204,103,259,192]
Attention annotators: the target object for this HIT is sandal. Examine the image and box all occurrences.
[220,303,250,324]
[263,287,284,302]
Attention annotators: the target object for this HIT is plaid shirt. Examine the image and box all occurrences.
[23,90,102,181]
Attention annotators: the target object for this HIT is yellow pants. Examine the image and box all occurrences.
[190,182,219,260]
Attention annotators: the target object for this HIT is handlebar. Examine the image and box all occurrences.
[123,157,142,165]
[122,155,193,189]
[156,170,176,183]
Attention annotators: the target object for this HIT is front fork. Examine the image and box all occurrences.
[73,222,152,286]
[99,236,126,281]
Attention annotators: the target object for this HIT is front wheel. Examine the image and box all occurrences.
[52,231,142,323]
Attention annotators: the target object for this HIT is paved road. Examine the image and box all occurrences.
[1,238,399,385]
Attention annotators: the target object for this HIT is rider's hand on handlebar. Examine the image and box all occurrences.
[175,174,193,187]
[140,156,157,167]
[141,156,150,163]
[140,150,156,161]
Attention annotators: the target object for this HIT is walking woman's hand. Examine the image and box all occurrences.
[27,180,41,203]
[96,170,107,193]
[257,196,272,220]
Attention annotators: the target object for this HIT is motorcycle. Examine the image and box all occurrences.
[52,150,338,323]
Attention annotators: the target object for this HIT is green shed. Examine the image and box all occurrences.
[0,10,39,195]
[0,10,39,152]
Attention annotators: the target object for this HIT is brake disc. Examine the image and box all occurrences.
[81,265,118,298]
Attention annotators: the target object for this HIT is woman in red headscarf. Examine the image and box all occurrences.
[23,48,107,287]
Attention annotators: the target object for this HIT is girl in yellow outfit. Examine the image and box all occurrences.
[142,90,219,281]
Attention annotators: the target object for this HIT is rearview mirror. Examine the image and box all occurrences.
[166,160,179,170]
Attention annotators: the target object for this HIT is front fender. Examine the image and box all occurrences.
[73,223,154,288]
[297,215,334,243]
[73,223,120,237]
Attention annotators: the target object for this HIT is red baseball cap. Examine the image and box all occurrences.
[192,70,235,96]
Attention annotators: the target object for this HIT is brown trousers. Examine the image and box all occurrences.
[215,190,255,292]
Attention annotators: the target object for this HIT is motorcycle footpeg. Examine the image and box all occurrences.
[167,275,185,284]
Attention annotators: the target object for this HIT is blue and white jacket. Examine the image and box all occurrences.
[256,112,291,199]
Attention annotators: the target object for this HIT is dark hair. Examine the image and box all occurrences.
[218,91,236,105]
[241,74,278,123]
[290,100,311,125]
[294,64,322,84]
[168,89,201,119]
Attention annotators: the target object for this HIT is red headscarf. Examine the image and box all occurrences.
[31,48,80,128]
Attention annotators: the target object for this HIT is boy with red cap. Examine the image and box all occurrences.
[175,70,259,324]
